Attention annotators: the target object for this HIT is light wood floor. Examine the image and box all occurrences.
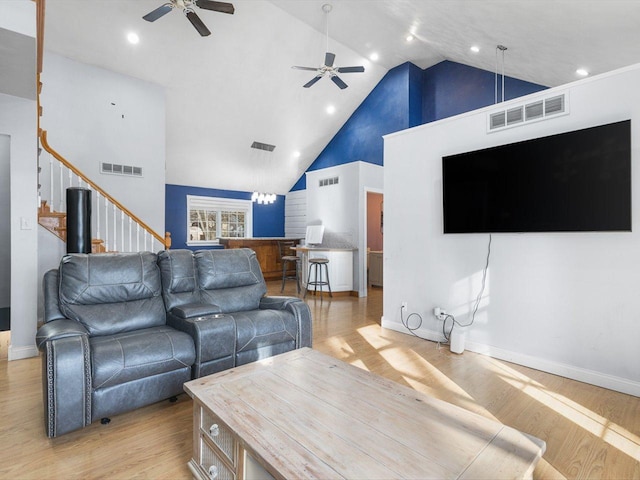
[1,283,639,479]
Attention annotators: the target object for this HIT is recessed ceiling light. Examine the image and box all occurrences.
[127,32,140,44]
[369,52,379,62]
[406,35,414,42]
[293,151,301,158]
[576,68,589,77]
[326,105,336,115]
[470,45,480,53]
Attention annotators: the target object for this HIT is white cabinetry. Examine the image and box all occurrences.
[298,249,354,294]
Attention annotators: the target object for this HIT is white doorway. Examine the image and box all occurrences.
[365,190,383,294]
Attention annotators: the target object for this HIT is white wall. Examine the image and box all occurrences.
[384,64,640,396]
[306,161,383,296]
[0,135,10,308]
[40,53,166,234]
[0,93,38,360]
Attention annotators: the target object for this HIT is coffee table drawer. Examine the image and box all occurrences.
[200,437,235,480]
[201,407,236,465]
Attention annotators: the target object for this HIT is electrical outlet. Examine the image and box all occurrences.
[434,307,447,320]
[401,301,408,310]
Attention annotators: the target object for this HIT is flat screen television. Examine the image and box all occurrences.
[442,120,631,233]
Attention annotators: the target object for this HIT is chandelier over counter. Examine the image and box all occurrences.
[251,191,277,204]
[250,141,277,204]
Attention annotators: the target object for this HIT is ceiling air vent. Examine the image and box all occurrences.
[101,162,143,177]
[251,141,276,152]
[487,92,568,133]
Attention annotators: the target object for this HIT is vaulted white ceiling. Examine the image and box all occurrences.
[42,0,640,194]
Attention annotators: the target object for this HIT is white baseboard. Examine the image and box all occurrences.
[8,344,38,361]
[381,318,640,398]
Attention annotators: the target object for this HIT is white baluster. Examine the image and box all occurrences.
[96,192,101,242]
[128,217,132,252]
[58,164,64,211]
[136,224,140,252]
[49,154,53,211]
[121,211,124,252]
[105,199,109,251]
[113,203,117,252]
[144,230,148,252]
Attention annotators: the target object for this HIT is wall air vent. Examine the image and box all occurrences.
[525,101,544,121]
[487,92,568,132]
[319,176,339,187]
[251,141,276,152]
[490,112,506,129]
[101,162,143,177]
[506,106,523,125]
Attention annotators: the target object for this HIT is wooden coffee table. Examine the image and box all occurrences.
[184,348,545,480]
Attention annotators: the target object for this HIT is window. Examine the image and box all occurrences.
[187,195,252,245]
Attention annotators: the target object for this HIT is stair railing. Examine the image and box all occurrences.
[39,130,171,253]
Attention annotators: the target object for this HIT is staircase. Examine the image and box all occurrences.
[38,131,171,254]
[38,200,108,253]
[35,0,169,254]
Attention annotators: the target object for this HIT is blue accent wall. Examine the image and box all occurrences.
[422,60,548,123]
[290,62,423,191]
[291,60,547,191]
[165,184,285,250]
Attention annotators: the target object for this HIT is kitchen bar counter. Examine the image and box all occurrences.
[218,237,301,280]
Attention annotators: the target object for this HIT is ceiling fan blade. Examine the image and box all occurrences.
[143,4,172,22]
[336,66,365,73]
[324,52,336,67]
[186,10,211,36]
[303,75,323,88]
[331,75,348,89]
[195,0,235,14]
[292,66,319,71]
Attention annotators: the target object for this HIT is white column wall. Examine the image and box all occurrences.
[40,53,166,234]
[0,93,38,360]
[383,64,640,396]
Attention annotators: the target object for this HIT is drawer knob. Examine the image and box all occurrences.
[208,465,218,479]
[209,423,220,436]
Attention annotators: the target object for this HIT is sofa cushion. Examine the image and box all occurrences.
[195,249,266,312]
[157,249,201,312]
[234,309,298,354]
[90,326,195,389]
[58,252,166,336]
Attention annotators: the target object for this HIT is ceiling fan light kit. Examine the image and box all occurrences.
[142,0,234,37]
[291,3,365,89]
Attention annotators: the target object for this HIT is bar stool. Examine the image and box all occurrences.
[304,257,332,299]
[277,241,300,294]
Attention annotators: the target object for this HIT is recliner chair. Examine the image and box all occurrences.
[37,252,196,438]
[158,248,312,378]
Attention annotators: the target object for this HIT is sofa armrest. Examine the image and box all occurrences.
[170,302,222,319]
[167,313,236,378]
[259,296,302,310]
[39,324,92,437]
[36,319,89,351]
[43,269,66,323]
[260,296,312,348]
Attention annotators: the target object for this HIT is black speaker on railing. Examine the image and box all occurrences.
[66,187,92,254]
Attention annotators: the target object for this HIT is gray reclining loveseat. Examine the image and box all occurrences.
[36,248,312,437]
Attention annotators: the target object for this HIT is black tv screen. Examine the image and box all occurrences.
[442,120,631,233]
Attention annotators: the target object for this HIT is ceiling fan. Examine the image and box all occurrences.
[142,0,235,37]
[292,4,365,89]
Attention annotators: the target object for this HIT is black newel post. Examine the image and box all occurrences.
[66,187,92,254]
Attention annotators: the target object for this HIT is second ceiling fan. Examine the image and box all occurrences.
[292,4,365,89]
[143,0,234,37]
